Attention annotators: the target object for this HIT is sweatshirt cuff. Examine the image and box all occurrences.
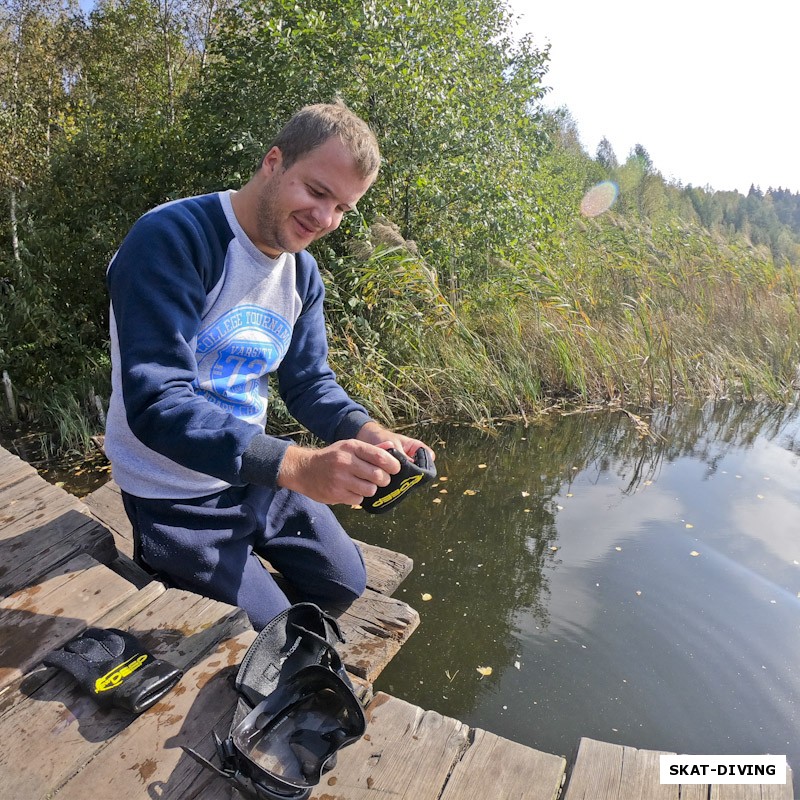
[240,434,292,487]
[333,409,372,442]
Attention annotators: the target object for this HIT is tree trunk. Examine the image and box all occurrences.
[9,189,21,265]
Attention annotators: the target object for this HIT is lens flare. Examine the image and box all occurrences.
[580,181,619,218]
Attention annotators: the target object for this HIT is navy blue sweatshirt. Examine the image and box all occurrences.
[105,191,371,499]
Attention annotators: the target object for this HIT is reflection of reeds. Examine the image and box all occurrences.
[324,215,800,428]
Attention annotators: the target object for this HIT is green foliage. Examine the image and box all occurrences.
[188,0,550,280]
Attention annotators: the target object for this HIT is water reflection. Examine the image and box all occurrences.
[334,400,800,772]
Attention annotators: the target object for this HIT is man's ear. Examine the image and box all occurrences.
[261,146,283,176]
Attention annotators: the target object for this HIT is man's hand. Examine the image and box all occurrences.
[355,421,435,461]
[276,439,402,506]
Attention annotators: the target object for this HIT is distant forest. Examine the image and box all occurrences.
[556,118,800,268]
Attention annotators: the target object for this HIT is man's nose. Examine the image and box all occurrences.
[313,202,341,231]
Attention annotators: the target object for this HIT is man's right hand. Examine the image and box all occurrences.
[276,440,402,506]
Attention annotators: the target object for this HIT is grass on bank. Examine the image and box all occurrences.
[324,214,800,428]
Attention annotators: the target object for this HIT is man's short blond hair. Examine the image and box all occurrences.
[269,101,380,181]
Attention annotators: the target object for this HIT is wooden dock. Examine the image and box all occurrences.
[0,444,794,799]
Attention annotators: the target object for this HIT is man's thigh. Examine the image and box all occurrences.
[252,487,367,605]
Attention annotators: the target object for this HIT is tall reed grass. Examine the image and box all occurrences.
[324,215,800,427]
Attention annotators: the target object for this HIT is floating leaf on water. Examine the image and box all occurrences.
[514,661,521,670]
[685,523,694,529]
[757,494,765,499]
[557,505,564,510]
[644,480,653,485]
[421,593,433,601]
[566,493,574,497]
[615,547,622,552]
[463,489,477,496]
[635,590,642,596]
[476,666,493,678]
[550,546,559,552]
[690,550,701,557]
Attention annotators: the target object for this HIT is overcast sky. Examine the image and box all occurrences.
[507,0,800,195]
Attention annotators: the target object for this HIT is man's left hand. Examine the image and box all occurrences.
[355,421,435,462]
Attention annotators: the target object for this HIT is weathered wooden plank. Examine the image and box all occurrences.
[565,739,794,800]
[617,744,678,800]
[712,776,796,800]
[0,510,117,597]
[355,539,412,595]
[681,787,712,800]
[83,480,414,595]
[0,554,139,695]
[563,737,626,800]
[439,726,566,800]
[303,692,469,800]
[0,473,84,532]
[330,589,419,683]
[0,449,37,488]
[82,479,134,557]
[0,589,252,799]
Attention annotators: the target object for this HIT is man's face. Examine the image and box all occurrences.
[254,136,374,257]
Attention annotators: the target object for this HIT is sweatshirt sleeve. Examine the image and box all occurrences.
[107,199,269,485]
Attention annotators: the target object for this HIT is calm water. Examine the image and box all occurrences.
[334,402,800,773]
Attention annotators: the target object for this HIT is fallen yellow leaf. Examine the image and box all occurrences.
[478,463,488,469]
[521,491,530,497]
[463,489,477,496]
[685,523,694,529]
[432,498,442,504]
[476,666,493,678]
[690,550,700,557]
[421,593,433,601]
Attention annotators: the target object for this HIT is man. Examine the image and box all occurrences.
[105,101,433,630]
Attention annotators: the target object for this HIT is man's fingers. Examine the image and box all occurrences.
[350,441,401,474]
